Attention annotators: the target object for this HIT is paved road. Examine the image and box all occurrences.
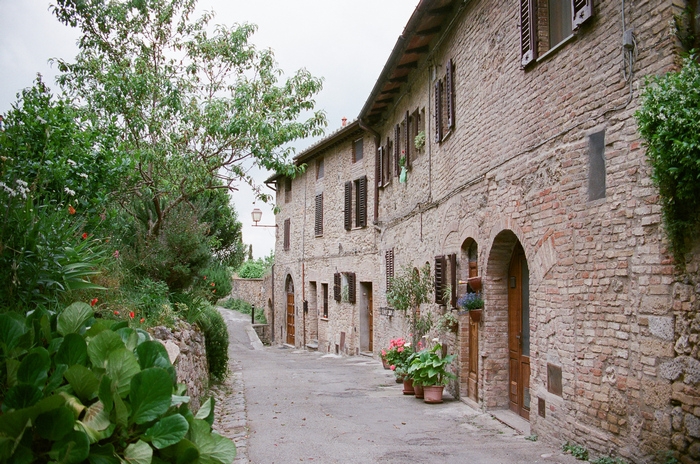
[214,308,582,464]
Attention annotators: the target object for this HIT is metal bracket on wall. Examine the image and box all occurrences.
[379,307,395,317]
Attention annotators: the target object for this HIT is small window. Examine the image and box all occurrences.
[354,176,367,228]
[353,138,364,162]
[385,249,395,290]
[588,130,606,201]
[284,177,292,203]
[315,193,323,236]
[434,60,455,144]
[283,219,291,251]
[316,158,324,179]
[548,0,573,48]
[322,283,329,318]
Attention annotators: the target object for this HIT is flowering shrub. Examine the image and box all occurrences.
[458,292,484,311]
[382,337,414,377]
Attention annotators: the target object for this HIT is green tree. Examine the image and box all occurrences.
[51,0,326,241]
[386,264,434,347]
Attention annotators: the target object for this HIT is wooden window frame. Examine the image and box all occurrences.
[354,176,367,228]
[353,138,364,163]
[346,272,357,304]
[385,249,395,291]
[435,255,447,304]
[314,193,323,237]
[344,181,352,231]
[316,157,324,180]
[322,283,329,318]
[333,272,341,302]
[283,219,291,251]
[284,177,292,203]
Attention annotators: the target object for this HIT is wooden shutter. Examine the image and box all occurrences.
[385,249,395,290]
[377,146,384,188]
[434,80,443,143]
[344,181,352,230]
[283,219,290,251]
[333,272,341,302]
[572,0,593,28]
[435,255,446,304]
[449,253,457,308]
[446,59,455,130]
[394,124,400,175]
[347,272,356,304]
[357,176,367,227]
[386,138,393,183]
[404,111,411,169]
[520,0,536,67]
[314,193,323,236]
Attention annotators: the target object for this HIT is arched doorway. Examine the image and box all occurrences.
[508,243,530,419]
[460,238,480,403]
[285,275,295,346]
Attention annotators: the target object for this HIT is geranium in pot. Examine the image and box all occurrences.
[407,342,456,403]
[384,337,414,387]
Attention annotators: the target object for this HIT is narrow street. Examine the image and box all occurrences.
[213,308,582,464]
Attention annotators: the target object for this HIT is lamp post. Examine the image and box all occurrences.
[251,303,255,325]
[251,208,277,228]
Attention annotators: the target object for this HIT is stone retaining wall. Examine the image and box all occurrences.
[151,321,208,413]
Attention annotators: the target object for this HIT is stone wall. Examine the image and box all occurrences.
[151,321,208,413]
[230,274,274,326]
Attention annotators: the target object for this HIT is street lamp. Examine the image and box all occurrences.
[251,208,277,228]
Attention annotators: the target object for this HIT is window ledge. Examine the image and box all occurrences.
[536,34,575,64]
[320,317,329,322]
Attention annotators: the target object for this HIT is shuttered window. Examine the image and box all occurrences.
[322,283,329,318]
[434,255,446,304]
[377,146,384,188]
[333,273,341,302]
[520,0,536,67]
[386,249,395,290]
[283,219,291,251]
[449,253,457,308]
[434,80,443,143]
[572,0,593,28]
[344,181,352,231]
[446,60,455,130]
[353,138,364,162]
[347,272,356,304]
[314,193,323,236]
[386,138,393,184]
[355,176,367,228]
[404,111,411,169]
[394,124,401,176]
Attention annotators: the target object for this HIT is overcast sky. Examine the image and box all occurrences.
[0,0,418,259]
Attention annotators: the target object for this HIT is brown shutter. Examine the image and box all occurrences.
[283,219,291,251]
[344,181,352,231]
[385,249,395,290]
[520,0,536,67]
[434,80,443,143]
[377,146,384,188]
[449,253,457,308]
[314,193,323,236]
[394,124,400,175]
[357,176,367,227]
[404,111,411,169]
[386,137,393,183]
[446,59,455,130]
[435,255,446,304]
[334,273,341,302]
[347,272,356,304]
[572,0,593,28]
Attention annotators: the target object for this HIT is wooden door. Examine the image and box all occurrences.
[286,292,295,345]
[468,317,478,402]
[508,244,530,420]
[368,287,374,352]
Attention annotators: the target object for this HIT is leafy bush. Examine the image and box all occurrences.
[195,264,232,304]
[193,305,229,382]
[562,442,589,460]
[636,54,700,264]
[591,457,628,464]
[0,302,235,463]
[220,297,266,323]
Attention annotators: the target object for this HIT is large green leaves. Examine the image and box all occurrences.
[88,330,125,368]
[129,368,173,424]
[144,414,189,449]
[56,333,88,366]
[57,302,94,336]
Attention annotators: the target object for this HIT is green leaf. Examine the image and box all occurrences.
[17,348,50,387]
[82,400,111,432]
[87,330,125,369]
[113,393,128,430]
[144,414,189,449]
[172,438,199,464]
[65,364,100,403]
[0,313,27,351]
[35,405,75,440]
[105,348,141,397]
[57,302,94,336]
[190,420,236,464]
[88,443,120,464]
[194,397,215,426]
[136,340,176,384]
[129,368,173,425]
[116,327,140,352]
[45,364,69,395]
[3,384,42,411]
[6,443,33,464]
[56,333,88,366]
[50,430,90,463]
[124,440,153,464]
[98,374,114,413]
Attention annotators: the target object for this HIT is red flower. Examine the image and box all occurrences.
[210,282,215,287]
[129,311,135,319]
[90,298,98,306]
[68,205,76,215]
[140,317,145,323]
[82,232,88,240]
[113,310,119,316]
[203,276,207,280]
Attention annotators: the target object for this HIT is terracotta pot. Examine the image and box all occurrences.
[402,378,415,395]
[467,276,482,292]
[395,373,405,383]
[382,357,390,369]
[423,385,444,404]
[469,309,482,323]
[414,383,424,399]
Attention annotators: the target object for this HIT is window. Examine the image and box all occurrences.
[334,273,341,302]
[284,177,292,203]
[435,255,446,304]
[385,249,395,290]
[283,219,290,251]
[322,283,329,318]
[353,138,364,162]
[346,272,357,304]
[394,123,401,175]
[315,193,323,236]
[344,176,367,230]
[520,0,593,67]
[588,129,606,201]
[434,59,455,144]
[316,158,324,179]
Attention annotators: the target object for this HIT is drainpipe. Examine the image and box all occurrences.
[359,119,381,223]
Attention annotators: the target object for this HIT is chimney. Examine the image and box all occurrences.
[341,117,347,127]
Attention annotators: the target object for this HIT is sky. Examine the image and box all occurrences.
[0,0,419,259]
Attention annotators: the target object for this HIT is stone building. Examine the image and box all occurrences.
[268,0,693,461]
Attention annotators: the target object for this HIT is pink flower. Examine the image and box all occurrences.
[381,350,386,356]
[397,346,404,353]
[113,250,120,259]
[390,365,396,370]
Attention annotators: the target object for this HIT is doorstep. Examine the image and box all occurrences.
[359,351,374,358]
[490,409,530,435]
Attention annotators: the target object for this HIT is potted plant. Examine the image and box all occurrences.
[457,292,484,322]
[414,130,426,151]
[435,311,459,334]
[407,342,457,403]
[386,263,434,349]
[399,154,408,183]
[383,337,414,388]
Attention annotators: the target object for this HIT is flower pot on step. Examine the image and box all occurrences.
[414,383,424,399]
[423,385,445,404]
[402,378,415,395]
[382,357,390,369]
